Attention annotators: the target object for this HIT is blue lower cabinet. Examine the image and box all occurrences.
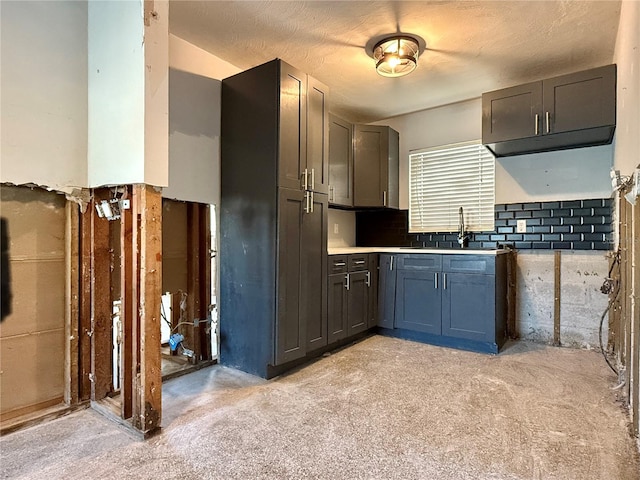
[377,254,396,329]
[381,253,508,354]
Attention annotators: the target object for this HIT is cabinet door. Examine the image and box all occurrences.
[441,273,494,342]
[278,62,307,191]
[354,125,387,207]
[328,115,354,207]
[482,81,542,143]
[328,273,348,343]
[302,193,328,352]
[347,270,369,336]
[543,64,616,134]
[307,76,329,194]
[377,254,396,329]
[275,188,306,365]
[394,270,441,334]
[386,128,399,209]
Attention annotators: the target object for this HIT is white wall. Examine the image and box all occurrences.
[328,209,356,247]
[88,0,168,188]
[378,98,613,209]
[164,35,241,205]
[0,1,88,191]
[614,0,640,177]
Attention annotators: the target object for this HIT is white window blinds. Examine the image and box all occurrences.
[409,141,495,233]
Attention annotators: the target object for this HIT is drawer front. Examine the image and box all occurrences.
[348,254,369,272]
[328,255,348,274]
[442,255,495,275]
[396,254,442,271]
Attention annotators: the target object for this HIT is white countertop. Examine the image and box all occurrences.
[327,246,510,255]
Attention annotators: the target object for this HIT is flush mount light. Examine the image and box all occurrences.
[371,34,424,78]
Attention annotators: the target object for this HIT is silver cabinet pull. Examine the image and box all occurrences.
[434,272,438,289]
[345,274,350,290]
[353,260,366,265]
[535,113,539,136]
[390,256,394,271]
[311,168,315,191]
[329,185,334,202]
[304,191,310,214]
[310,191,314,213]
[443,273,447,290]
[383,190,387,207]
[302,168,308,190]
[545,111,550,134]
[334,262,346,267]
[366,271,371,287]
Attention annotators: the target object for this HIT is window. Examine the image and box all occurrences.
[409,140,495,233]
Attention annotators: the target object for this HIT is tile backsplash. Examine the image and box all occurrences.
[356,198,612,251]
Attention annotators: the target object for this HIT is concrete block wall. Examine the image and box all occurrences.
[516,251,610,349]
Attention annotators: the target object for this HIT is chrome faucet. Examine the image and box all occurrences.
[458,206,469,248]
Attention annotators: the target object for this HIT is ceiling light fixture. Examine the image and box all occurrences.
[372,35,423,78]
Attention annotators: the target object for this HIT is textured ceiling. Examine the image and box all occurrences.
[169,1,621,123]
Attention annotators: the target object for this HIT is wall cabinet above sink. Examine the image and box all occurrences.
[482,64,616,157]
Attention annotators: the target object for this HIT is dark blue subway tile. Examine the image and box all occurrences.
[506,203,523,211]
[561,200,581,208]
[572,242,593,250]
[494,204,507,212]
[552,242,572,249]
[490,234,506,241]
[552,225,572,233]
[532,242,551,249]
[594,242,613,251]
[562,233,582,241]
[543,218,562,226]
[497,211,514,219]
[543,202,561,209]
[572,208,592,216]
[482,241,498,249]
[505,234,523,241]
[593,207,612,216]
[498,227,514,234]
[474,234,491,241]
[523,234,542,241]
[601,216,612,224]
[526,218,542,226]
[572,225,593,233]
[583,199,605,208]
[515,242,532,249]
[552,208,571,217]
[532,226,552,234]
[494,219,509,227]
[562,217,582,225]
[543,234,561,241]
[593,224,612,233]
[583,233,605,242]
[533,210,552,218]
[515,211,533,219]
[523,202,542,210]
[437,241,454,248]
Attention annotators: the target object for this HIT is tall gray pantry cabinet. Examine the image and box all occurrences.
[220,59,329,378]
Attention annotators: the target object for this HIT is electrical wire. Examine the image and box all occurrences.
[599,250,620,376]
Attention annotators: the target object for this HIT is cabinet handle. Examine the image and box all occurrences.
[353,260,366,265]
[545,111,550,134]
[334,262,346,267]
[345,274,350,291]
[311,168,315,191]
[443,273,447,290]
[383,190,387,207]
[434,272,438,289]
[366,271,371,287]
[535,114,539,136]
[310,191,314,213]
[329,185,334,202]
[390,256,394,271]
[302,168,309,190]
[304,191,310,214]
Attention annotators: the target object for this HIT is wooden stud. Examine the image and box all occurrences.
[120,186,134,419]
[90,190,113,401]
[624,198,633,400]
[199,204,212,360]
[131,186,141,427]
[632,198,639,436]
[136,184,162,434]
[64,201,80,405]
[79,202,93,401]
[186,203,201,362]
[553,250,561,346]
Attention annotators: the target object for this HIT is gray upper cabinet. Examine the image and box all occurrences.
[306,76,330,195]
[482,64,616,157]
[328,114,354,207]
[278,62,307,190]
[354,125,399,208]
